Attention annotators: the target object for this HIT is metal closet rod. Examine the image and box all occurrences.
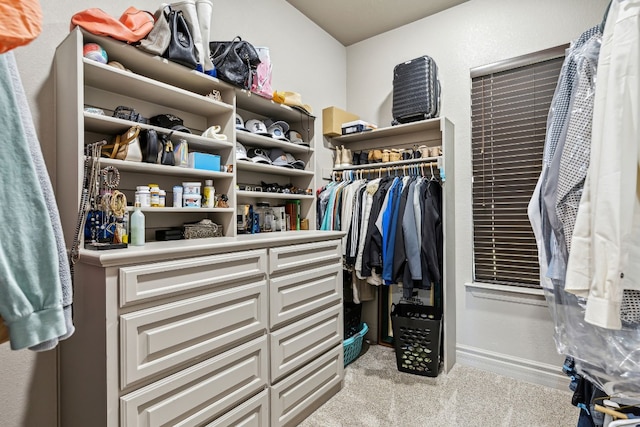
[334,161,441,180]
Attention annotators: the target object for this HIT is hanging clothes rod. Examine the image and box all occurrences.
[333,160,442,181]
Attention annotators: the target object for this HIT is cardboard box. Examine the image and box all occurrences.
[323,106,359,137]
[189,152,221,171]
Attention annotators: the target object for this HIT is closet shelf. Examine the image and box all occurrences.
[82,29,234,98]
[84,60,232,116]
[235,89,316,122]
[84,114,234,151]
[125,207,235,213]
[236,131,313,154]
[96,158,233,179]
[332,118,444,145]
[236,190,314,200]
[236,161,314,177]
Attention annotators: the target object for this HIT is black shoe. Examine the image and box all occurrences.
[352,150,360,165]
[360,151,369,165]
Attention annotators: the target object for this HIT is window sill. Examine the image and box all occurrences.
[464,282,548,307]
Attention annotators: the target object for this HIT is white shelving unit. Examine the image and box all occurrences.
[330,117,456,374]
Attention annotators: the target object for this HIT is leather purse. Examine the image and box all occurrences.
[210,37,260,89]
[138,128,161,163]
[159,133,175,166]
[101,126,143,162]
[163,7,198,69]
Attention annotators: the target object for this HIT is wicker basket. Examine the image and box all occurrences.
[343,322,368,367]
[183,219,223,239]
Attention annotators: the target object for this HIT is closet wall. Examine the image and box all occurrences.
[345,0,609,388]
[4,1,345,426]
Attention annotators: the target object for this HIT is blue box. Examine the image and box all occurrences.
[189,152,221,171]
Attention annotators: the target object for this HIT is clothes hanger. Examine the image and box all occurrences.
[600,0,613,32]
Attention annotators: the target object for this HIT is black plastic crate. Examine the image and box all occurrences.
[344,302,362,340]
[391,303,442,377]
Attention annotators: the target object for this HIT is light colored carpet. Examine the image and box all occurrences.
[299,343,579,427]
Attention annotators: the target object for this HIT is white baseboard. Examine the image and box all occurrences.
[456,344,570,391]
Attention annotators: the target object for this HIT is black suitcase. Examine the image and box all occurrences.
[392,55,440,125]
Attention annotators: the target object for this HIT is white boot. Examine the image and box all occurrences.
[169,1,204,71]
[195,0,214,73]
[335,146,342,168]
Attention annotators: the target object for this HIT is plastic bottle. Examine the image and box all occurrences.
[173,185,183,207]
[149,184,160,207]
[158,189,166,207]
[130,199,145,246]
[203,179,215,208]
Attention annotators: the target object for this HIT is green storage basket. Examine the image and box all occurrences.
[343,322,368,366]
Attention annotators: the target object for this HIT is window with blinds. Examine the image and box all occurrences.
[471,47,566,288]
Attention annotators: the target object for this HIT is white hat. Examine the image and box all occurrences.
[247,147,272,164]
[267,123,289,142]
[235,113,248,132]
[245,119,271,136]
[236,142,249,161]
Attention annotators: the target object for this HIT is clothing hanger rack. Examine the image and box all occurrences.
[334,160,441,181]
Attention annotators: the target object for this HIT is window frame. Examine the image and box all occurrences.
[470,45,568,288]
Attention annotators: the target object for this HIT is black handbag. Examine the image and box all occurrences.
[163,7,198,69]
[138,128,161,163]
[159,133,175,166]
[210,37,261,90]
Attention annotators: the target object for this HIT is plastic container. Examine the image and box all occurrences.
[183,193,202,208]
[173,185,183,207]
[130,200,145,246]
[135,186,151,208]
[343,322,368,367]
[182,182,201,195]
[203,179,215,208]
[158,190,166,207]
[391,304,442,377]
[149,184,160,207]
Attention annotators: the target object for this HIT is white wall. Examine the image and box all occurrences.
[4,1,345,426]
[345,0,609,388]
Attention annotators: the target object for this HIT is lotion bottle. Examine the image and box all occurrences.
[130,199,145,246]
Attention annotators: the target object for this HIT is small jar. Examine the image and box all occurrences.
[173,185,183,208]
[149,184,160,207]
[182,182,201,195]
[158,189,166,207]
[183,193,202,208]
[135,185,151,208]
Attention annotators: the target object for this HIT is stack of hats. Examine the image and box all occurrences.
[236,142,305,170]
[235,114,309,147]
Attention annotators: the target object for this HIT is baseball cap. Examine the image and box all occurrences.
[247,147,272,164]
[235,113,248,132]
[269,147,292,168]
[150,113,192,133]
[267,123,289,142]
[286,129,309,146]
[236,142,249,161]
[285,153,306,170]
[263,119,289,134]
[245,119,271,136]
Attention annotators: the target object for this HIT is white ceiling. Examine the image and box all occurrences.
[286,0,469,46]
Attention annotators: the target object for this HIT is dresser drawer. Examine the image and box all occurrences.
[268,240,341,275]
[120,336,268,427]
[270,344,343,427]
[119,249,266,307]
[120,280,267,388]
[269,304,342,383]
[207,389,269,427]
[270,263,342,329]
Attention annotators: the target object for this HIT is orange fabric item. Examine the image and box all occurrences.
[70,7,154,43]
[0,0,43,54]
